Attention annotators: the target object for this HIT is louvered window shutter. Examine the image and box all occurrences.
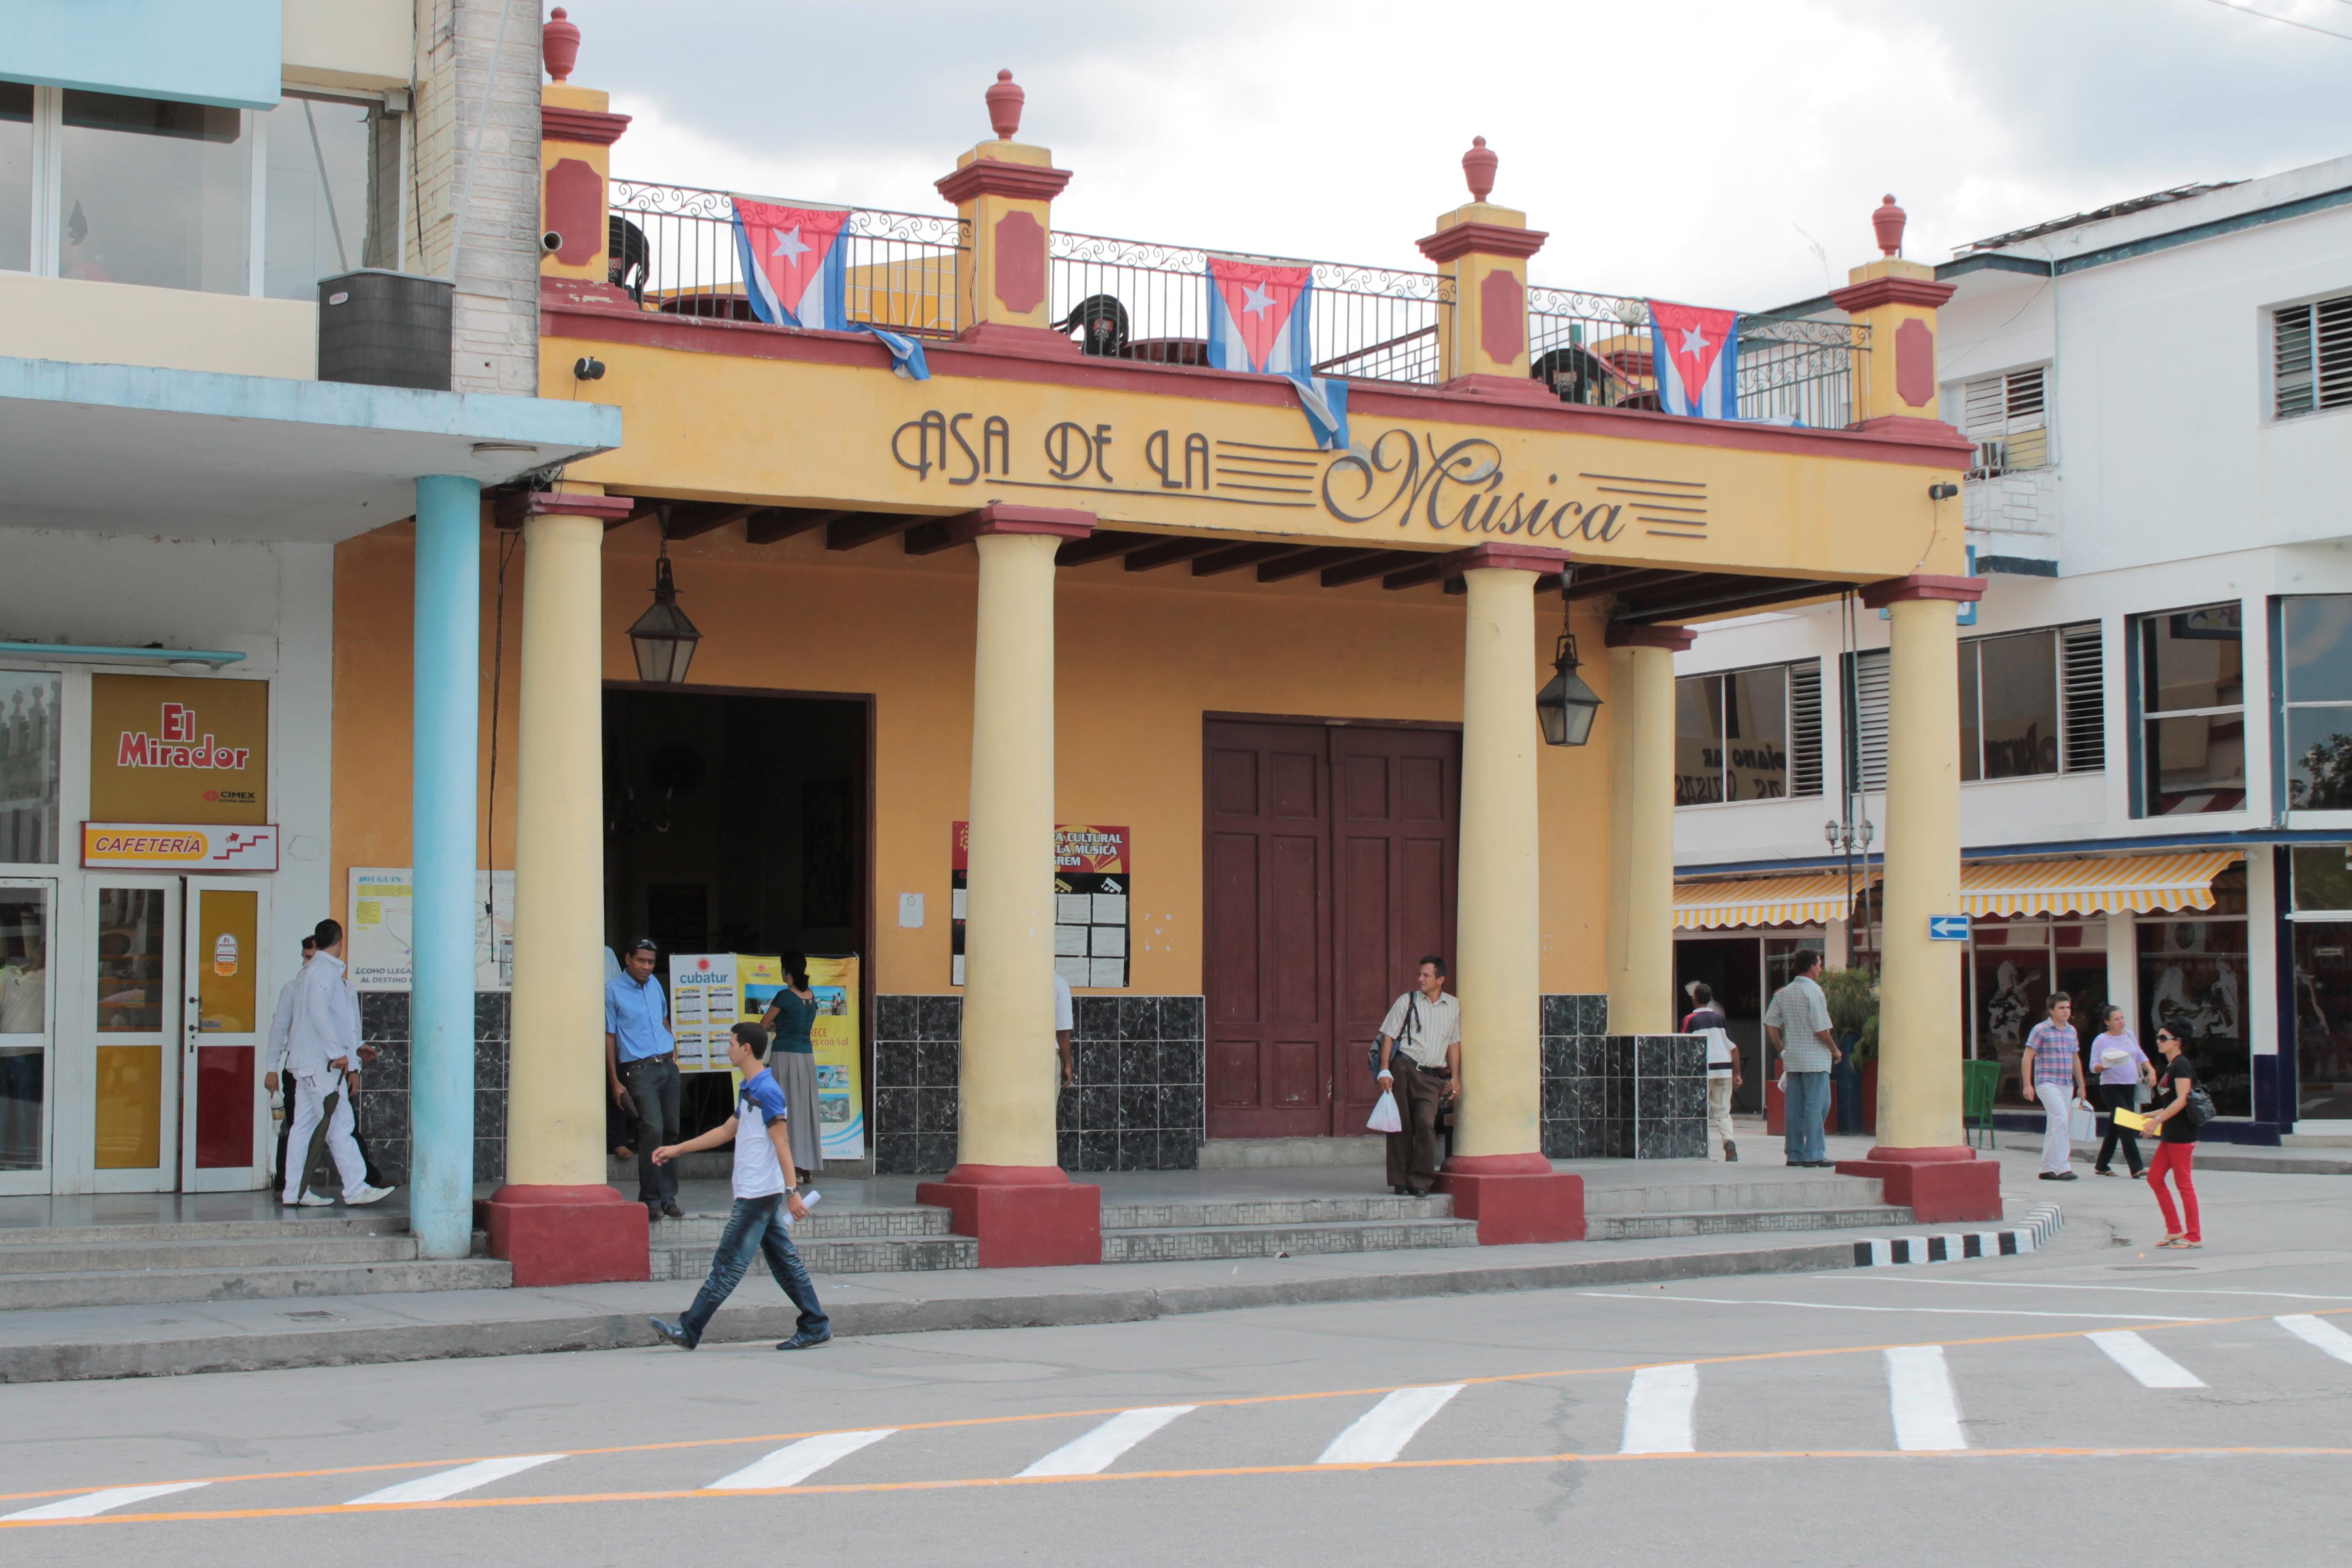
[2275,295,2352,419]
[2060,622,2104,773]
[1844,649,1890,793]
[1958,368,2048,475]
[1789,660,1823,798]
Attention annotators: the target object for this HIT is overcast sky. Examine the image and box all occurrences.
[575,0,2350,309]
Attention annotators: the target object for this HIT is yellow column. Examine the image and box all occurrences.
[1436,545,1582,1245]
[955,526,1063,1170]
[1603,627,1692,1035]
[485,486,648,1286]
[1415,138,1553,402]
[916,505,1102,1267]
[935,71,1072,350]
[1845,573,2001,1222]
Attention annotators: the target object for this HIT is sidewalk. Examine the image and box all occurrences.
[0,1131,2084,1385]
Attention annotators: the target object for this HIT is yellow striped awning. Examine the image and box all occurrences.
[1674,872,1864,930]
[1958,850,2242,918]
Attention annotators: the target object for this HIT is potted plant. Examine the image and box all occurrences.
[1821,966,1880,1136]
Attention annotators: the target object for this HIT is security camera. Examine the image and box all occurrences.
[1928,482,1959,500]
[541,230,564,253]
[574,356,606,381]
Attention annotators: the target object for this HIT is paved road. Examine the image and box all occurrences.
[5,1167,2348,1566]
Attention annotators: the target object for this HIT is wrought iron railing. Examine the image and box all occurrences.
[1050,232,1452,384]
[1527,286,1865,428]
[605,181,967,334]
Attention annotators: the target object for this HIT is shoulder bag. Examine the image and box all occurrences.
[1369,993,1420,1078]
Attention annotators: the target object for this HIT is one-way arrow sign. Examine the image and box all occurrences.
[1928,914,1971,942]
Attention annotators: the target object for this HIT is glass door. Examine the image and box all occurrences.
[180,878,268,1191]
[88,878,180,1192]
[2293,921,2352,1126]
[0,880,54,1196]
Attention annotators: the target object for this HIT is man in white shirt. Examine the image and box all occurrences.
[280,918,393,1207]
[264,933,315,1189]
[1375,955,1461,1196]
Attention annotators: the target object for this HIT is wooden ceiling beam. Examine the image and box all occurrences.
[1193,542,1305,576]
[661,502,758,540]
[1057,530,1153,567]
[1259,547,1372,584]
[825,513,927,551]
[745,507,850,545]
[1320,550,1427,589]
[1124,538,1222,572]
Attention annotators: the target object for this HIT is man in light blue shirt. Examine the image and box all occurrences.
[606,938,681,1221]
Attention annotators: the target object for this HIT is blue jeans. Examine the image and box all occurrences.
[677,1193,829,1347]
[1783,1071,1831,1164]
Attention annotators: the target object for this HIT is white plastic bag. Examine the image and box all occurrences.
[1367,1090,1403,1134]
[2068,1101,2097,1143]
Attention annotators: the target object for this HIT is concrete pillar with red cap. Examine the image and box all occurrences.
[936,72,1075,353]
[1416,138,1553,404]
[914,505,1104,1265]
[537,8,635,307]
[1434,543,1587,1243]
[1828,196,1957,433]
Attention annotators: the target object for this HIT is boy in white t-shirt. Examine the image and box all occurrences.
[648,1022,831,1352]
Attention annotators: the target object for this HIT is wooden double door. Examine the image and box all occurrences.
[1204,719,1459,1139]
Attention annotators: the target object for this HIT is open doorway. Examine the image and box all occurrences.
[602,685,868,1137]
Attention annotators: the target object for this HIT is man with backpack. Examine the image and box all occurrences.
[1375,955,1458,1197]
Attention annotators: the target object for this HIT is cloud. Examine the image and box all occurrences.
[569,0,2351,309]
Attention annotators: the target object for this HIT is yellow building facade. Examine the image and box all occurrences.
[329,23,1990,1277]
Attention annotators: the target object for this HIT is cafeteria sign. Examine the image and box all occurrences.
[83,823,279,871]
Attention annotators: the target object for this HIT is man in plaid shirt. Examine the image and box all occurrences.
[2019,991,2087,1181]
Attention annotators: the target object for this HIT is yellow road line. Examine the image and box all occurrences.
[11,1445,2352,1529]
[4,1302,2344,1508]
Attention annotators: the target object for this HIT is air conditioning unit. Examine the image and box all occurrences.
[1966,439,2007,480]
[317,270,454,390]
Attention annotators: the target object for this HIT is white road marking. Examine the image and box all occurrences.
[1619,1364,1698,1455]
[3,1483,208,1521]
[1579,1292,2192,1321]
[2278,1314,2352,1365]
[1316,1385,1464,1465]
[1019,1406,1195,1478]
[1839,1277,2352,1304]
[1884,1346,1968,1452]
[2087,1331,2206,1389]
[346,1455,565,1506]
[705,1429,896,1491]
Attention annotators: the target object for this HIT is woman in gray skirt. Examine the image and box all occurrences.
[759,955,824,1175]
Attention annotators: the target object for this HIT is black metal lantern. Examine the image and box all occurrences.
[1535,629,1602,747]
[627,540,702,685]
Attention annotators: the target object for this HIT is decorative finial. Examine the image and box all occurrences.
[1872,193,1907,258]
[543,7,581,83]
[986,69,1025,141]
[1463,135,1498,203]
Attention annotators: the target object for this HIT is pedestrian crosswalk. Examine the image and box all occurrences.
[7,1313,2352,1526]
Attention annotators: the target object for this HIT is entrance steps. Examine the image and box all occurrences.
[2283,1133,2352,1148]
[647,1205,976,1280]
[1099,1194,1474,1262]
[1582,1174,1912,1241]
[1197,1136,1386,1170]
[0,1216,511,1311]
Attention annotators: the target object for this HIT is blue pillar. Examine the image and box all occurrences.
[410,475,481,1257]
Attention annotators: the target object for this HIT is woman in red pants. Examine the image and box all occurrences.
[2143,1026,2202,1248]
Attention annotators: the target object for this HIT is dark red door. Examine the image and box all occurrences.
[1204,719,1459,1139]
[1205,722,1332,1139]
[1330,727,1459,1133]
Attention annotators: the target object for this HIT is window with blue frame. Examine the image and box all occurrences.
[2133,603,2245,816]
[2281,595,2352,811]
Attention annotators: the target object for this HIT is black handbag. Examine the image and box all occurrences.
[1369,993,1420,1078]
[2182,1086,2218,1129]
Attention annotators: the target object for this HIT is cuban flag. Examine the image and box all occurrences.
[1648,300,1739,420]
[1204,255,1349,450]
[731,196,929,379]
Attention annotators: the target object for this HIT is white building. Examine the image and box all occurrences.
[1670,156,2352,1141]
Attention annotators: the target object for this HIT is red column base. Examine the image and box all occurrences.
[1836,1147,2005,1223]
[1434,1153,1586,1245]
[478,1184,649,1286]
[914,1164,1102,1268]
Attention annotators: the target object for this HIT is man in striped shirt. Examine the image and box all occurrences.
[2020,992,2087,1181]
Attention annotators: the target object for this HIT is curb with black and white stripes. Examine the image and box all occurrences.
[1850,1202,2063,1267]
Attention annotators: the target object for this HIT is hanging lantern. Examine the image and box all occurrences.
[1534,629,1602,747]
[627,540,702,685]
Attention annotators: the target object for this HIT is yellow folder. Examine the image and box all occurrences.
[2111,1107,2152,1132]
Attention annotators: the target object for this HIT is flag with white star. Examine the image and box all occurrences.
[730,195,929,378]
[1647,300,1740,420]
[1204,255,1348,449]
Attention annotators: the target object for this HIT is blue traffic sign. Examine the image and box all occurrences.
[1928,914,1971,942]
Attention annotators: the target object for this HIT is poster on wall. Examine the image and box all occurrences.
[347,868,515,992]
[668,952,738,1071]
[950,824,1130,989]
